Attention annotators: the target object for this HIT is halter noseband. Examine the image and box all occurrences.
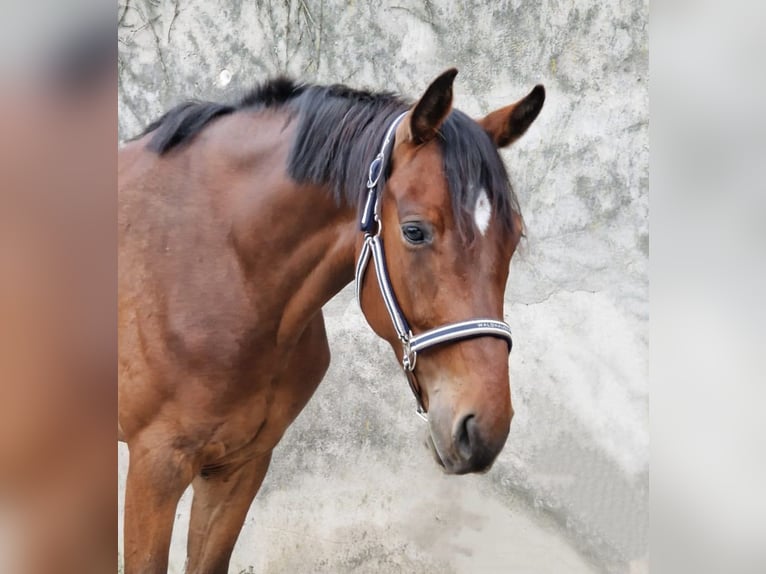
[354,112,513,420]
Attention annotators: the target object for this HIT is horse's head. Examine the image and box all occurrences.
[357,69,544,474]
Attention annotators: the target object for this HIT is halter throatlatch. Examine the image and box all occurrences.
[355,112,513,420]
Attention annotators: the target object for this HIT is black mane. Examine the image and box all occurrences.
[136,77,520,236]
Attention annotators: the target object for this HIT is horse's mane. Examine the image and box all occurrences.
[136,77,520,236]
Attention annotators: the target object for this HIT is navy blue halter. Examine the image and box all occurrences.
[354,112,513,418]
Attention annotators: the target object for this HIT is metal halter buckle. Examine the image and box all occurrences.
[367,154,383,189]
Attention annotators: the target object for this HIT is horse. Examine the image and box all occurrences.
[118,68,544,573]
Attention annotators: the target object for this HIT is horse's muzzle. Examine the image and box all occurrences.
[425,409,510,475]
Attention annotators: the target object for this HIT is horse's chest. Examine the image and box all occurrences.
[195,314,330,464]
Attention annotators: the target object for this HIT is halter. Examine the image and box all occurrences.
[355,112,513,420]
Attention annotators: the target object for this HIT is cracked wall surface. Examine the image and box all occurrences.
[118,1,648,572]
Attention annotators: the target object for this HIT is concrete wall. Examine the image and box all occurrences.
[118,1,648,572]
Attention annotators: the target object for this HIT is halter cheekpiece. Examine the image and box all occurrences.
[354,112,513,420]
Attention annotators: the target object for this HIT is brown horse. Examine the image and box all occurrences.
[118,68,544,573]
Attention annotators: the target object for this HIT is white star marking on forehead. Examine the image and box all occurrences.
[474,189,491,235]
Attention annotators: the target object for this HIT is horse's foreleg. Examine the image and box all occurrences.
[185,451,273,574]
[123,435,195,574]
[184,313,329,573]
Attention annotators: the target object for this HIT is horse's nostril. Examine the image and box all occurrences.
[455,414,476,461]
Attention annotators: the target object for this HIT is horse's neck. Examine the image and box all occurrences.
[216,111,363,346]
[229,175,358,347]
[272,195,358,346]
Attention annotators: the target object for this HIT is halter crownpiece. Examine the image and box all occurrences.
[355,112,513,419]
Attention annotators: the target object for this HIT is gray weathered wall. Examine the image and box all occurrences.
[118,1,648,572]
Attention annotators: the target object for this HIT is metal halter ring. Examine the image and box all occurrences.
[401,335,417,372]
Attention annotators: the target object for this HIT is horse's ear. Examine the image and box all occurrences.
[405,68,458,145]
[478,85,545,148]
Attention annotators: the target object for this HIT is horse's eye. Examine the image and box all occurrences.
[402,224,427,245]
